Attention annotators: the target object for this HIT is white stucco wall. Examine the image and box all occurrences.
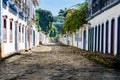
[88,3,120,55]
[2,4,27,57]
[39,32,49,45]
[59,25,89,50]
[1,1,39,58]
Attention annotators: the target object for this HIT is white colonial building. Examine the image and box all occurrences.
[86,0,120,55]
[60,0,120,56]
[0,0,39,58]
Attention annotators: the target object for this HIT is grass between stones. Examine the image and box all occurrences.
[84,52,120,69]
[68,45,120,69]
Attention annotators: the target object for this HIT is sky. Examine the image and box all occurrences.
[36,0,85,16]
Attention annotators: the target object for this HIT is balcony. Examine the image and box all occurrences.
[22,2,29,16]
[86,0,120,19]
[10,0,28,16]
[3,0,8,4]
[14,0,21,9]
[85,8,91,19]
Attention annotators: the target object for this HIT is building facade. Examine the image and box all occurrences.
[0,0,39,58]
[60,0,120,56]
[86,0,120,55]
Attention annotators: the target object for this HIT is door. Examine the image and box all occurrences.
[0,43,1,58]
[105,21,109,53]
[111,19,115,54]
[95,26,97,51]
[15,24,18,51]
[33,31,35,46]
[91,28,94,51]
[101,24,104,52]
[98,25,100,52]
[25,27,27,49]
[117,17,120,55]
[83,30,86,50]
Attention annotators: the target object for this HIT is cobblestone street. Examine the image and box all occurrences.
[0,43,120,80]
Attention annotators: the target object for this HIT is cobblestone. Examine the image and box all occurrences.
[0,43,120,80]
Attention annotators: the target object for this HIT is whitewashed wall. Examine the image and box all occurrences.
[39,32,49,45]
[59,25,89,50]
[88,3,120,55]
[1,1,39,58]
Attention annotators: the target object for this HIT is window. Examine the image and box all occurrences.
[22,25,24,42]
[22,26,24,33]
[19,25,21,32]
[19,24,21,42]
[10,21,12,30]
[4,19,7,28]
[9,18,13,43]
[3,15,7,43]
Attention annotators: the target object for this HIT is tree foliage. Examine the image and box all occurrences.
[36,9,53,33]
[49,23,58,37]
[58,8,68,17]
[61,2,88,34]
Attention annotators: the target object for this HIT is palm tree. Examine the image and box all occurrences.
[58,8,67,17]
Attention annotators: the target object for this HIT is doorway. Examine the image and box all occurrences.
[117,17,120,55]
[111,19,115,54]
[83,30,86,50]
[15,24,18,51]
[105,21,109,53]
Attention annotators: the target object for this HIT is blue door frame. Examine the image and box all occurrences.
[83,30,86,50]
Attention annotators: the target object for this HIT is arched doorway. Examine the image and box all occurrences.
[94,26,97,51]
[111,19,115,54]
[101,23,104,52]
[98,25,100,52]
[15,23,18,51]
[105,21,109,53]
[83,30,86,50]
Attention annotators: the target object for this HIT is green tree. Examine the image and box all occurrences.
[58,8,68,17]
[49,24,58,37]
[61,2,88,34]
[36,9,53,34]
